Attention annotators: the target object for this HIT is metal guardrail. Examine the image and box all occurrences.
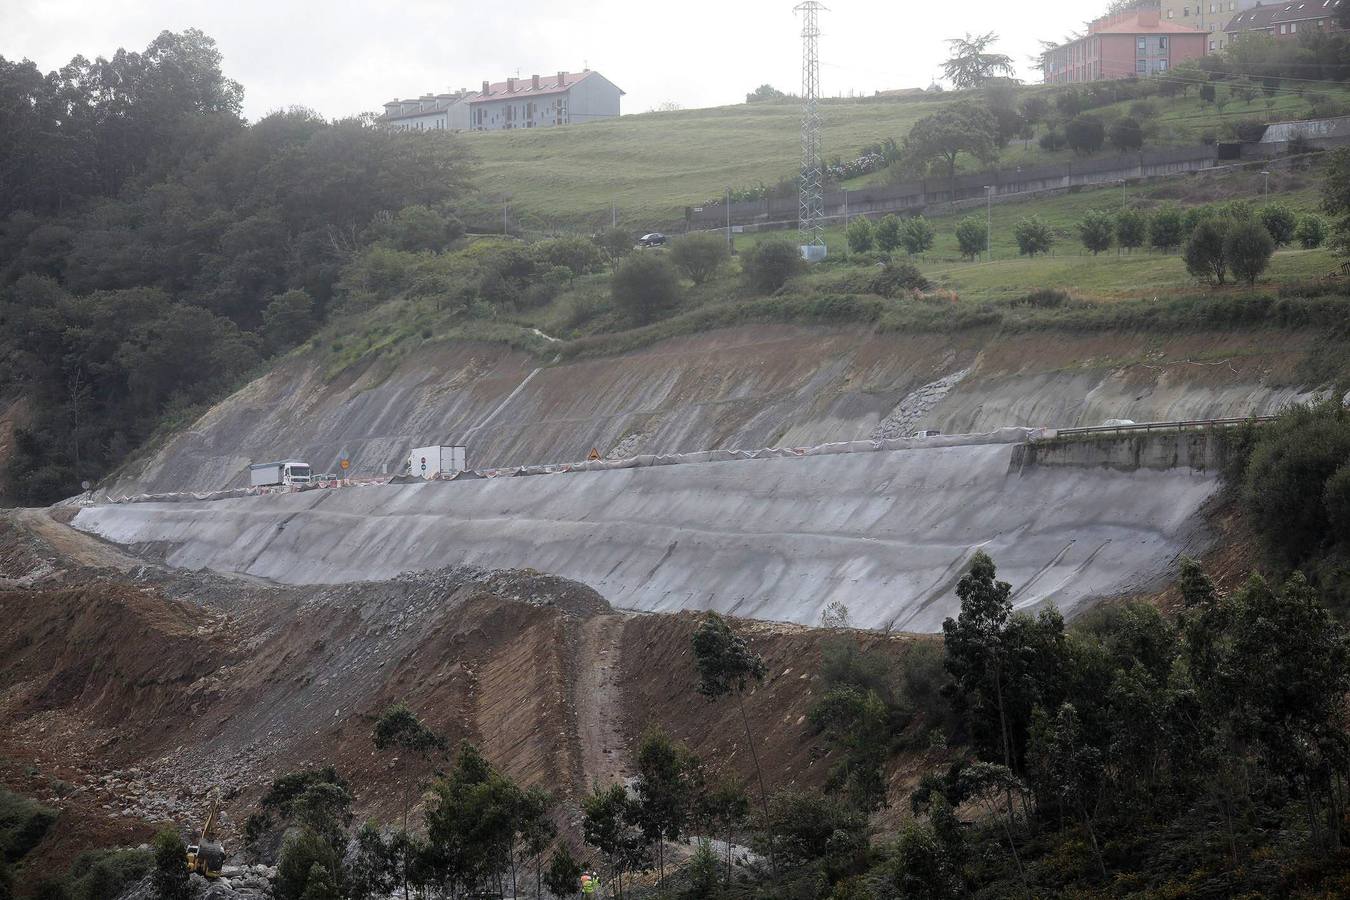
[1049,415,1277,439]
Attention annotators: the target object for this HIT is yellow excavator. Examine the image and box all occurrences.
[185,793,226,879]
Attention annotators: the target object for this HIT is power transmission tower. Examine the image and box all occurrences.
[795,1,827,259]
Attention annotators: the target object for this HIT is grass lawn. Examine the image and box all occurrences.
[918,247,1341,301]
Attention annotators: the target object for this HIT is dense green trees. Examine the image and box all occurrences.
[0,32,477,504]
[901,103,997,194]
[845,217,875,253]
[669,233,729,284]
[1013,217,1054,257]
[954,217,987,261]
[741,238,805,293]
[1077,209,1114,255]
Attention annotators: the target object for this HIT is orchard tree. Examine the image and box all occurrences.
[1077,209,1115,255]
[1259,203,1298,247]
[1013,217,1054,257]
[941,32,1016,88]
[1116,207,1147,253]
[875,214,903,253]
[1185,219,1230,284]
[846,217,875,253]
[1225,219,1276,285]
[901,216,937,257]
[1149,205,1185,252]
[1297,214,1327,248]
[955,216,988,261]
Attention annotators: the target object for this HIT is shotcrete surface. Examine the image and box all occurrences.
[74,440,1220,632]
[103,326,1316,496]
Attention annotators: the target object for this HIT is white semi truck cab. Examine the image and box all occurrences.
[248,460,313,488]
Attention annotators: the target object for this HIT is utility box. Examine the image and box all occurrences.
[409,445,467,479]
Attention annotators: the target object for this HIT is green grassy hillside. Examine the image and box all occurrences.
[468,83,1350,229]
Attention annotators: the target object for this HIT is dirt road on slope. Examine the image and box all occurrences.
[4,507,146,574]
[575,613,631,789]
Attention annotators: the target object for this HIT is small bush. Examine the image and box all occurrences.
[533,236,604,275]
[1065,114,1105,155]
[612,252,681,324]
[1259,203,1298,247]
[869,260,929,297]
[1108,116,1144,152]
[152,830,192,900]
[1039,129,1067,152]
[1296,214,1327,249]
[742,239,806,293]
[669,233,729,284]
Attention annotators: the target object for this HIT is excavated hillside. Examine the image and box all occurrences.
[106,324,1319,496]
[0,510,925,890]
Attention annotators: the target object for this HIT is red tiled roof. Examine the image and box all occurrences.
[469,70,605,104]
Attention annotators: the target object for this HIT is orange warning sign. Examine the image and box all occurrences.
[587,447,601,461]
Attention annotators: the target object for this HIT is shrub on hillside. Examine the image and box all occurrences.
[593,227,634,267]
[875,214,903,253]
[1038,129,1067,152]
[954,217,987,261]
[275,830,342,900]
[869,260,929,297]
[612,252,680,323]
[846,217,875,253]
[1108,116,1145,152]
[900,216,936,256]
[1241,403,1350,565]
[1149,205,1185,252]
[1259,203,1299,247]
[1012,217,1054,257]
[1185,220,1230,284]
[1065,114,1105,155]
[1116,208,1147,252]
[669,233,729,284]
[1225,219,1276,285]
[1296,214,1327,248]
[1077,209,1115,255]
[742,239,806,293]
[152,830,192,900]
[533,236,605,275]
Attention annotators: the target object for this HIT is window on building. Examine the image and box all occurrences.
[1290,21,1298,30]
[1279,23,1288,31]
[1210,38,1217,48]
[1138,36,1148,49]
[1158,58,1169,70]
[1184,6,1190,14]
[1210,3,1215,11]
[1137,59,1148,73]
[1168,7,1174,15]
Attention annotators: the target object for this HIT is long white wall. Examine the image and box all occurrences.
[73,437,1219,632]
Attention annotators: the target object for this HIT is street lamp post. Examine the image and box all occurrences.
[1260,170,1271,201]
[984,185,993,263]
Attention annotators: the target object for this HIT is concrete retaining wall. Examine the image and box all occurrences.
[74,435,1221,632]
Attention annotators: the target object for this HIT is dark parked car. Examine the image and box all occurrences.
[638,232,667,247]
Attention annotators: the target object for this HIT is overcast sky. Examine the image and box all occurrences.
[3,0,1097,121]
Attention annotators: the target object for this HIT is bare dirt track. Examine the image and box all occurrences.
[575,613,633,789]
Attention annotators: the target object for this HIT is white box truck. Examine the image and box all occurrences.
[249,460,314,487]
[409,445,467,479]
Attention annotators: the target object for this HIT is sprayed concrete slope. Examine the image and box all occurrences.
[103,325,1317,496]
[75,435,1220,632]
